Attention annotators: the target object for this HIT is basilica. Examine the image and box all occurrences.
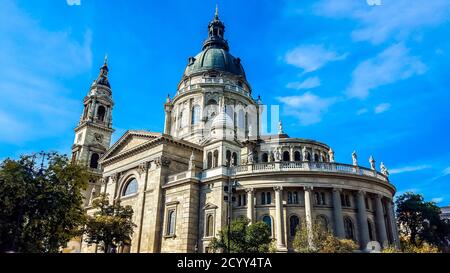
[70,9,400,253]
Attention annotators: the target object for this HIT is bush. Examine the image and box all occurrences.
[293,219,358,253]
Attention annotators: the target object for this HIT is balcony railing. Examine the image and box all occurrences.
[166,162,390,185]
[176,83,250,98]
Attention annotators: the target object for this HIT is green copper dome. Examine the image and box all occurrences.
[184,48,246,77]
[183,8,246,78]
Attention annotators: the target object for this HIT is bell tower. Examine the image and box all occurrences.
[72,56,114,205]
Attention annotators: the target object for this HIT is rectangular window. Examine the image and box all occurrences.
[293,192,299,204]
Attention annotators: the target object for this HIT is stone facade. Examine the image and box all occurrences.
[72,9,400,253]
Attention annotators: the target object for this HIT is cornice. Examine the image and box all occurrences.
[101,134,203,166]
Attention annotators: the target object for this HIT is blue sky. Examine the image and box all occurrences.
[0,0,449,205]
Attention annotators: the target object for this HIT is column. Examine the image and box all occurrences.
[386,200,400,248]
[290,146,294,161]
[332,188,345,238]
[356,191,370,249]
[374,194,388,247]
[303,186,314,248]
[246,188,254,223]
[163,107,172,135]
[274,186,286,250]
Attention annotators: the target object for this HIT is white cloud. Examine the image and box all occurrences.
[0,0,92,144]
[66,0,81,6]
[443,167,450,176]
[432,197,444,204]
[285,44,347,73]
[314,0,450,44]
[347,43,426,99]
[277,92,336,125]
[374,103,391,114]
[390,164,431,175]
[357,108,368,115]
[286,77,321,90]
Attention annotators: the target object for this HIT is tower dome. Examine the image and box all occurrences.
[183,7,246,78]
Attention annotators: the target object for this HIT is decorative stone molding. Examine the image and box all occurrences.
[332,188,342,193]
[303,186,314,192]
[273,186,283,192]
[155,156,171,168]
[111,173,119,184]
[245,188,254,193]
[137,161,150,176]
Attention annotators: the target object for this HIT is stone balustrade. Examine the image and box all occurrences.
[176,82,250,98]
[167,162,389,185]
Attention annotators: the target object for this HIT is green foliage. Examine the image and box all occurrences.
[209,217,272,253]
[0,153,90,253]
[293,219,358,253]
[396,192,450,250]
[382,235,440,253]
[83,194,137,253]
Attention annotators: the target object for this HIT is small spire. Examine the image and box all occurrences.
[104,54,108,66]
[215,4,219,19]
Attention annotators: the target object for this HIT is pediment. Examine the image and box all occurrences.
[203,203,218,210]
[101,130,161,161]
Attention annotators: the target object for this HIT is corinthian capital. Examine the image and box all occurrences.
[273,186,283,192]
[155,156,171,168]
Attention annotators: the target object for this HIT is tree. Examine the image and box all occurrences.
[0,153,90,253]
[83,194,137,253]
[396,192,450,249]
[209,217,272,253]
[382,235,440,253]
[293,219,357,253]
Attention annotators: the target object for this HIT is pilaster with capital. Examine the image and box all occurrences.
[332,188,345,238]
[273,186,286,250]
[356,190,370,249]
[303,186,314,248]
[386,199,400,248]
[375,194,388,247]
[246,188,255,223]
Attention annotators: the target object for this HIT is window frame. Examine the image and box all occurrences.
[122,178,138,197]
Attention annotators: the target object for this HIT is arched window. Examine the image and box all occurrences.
[263,216,272,235]
[90,153,100,169]
[213,150,219,168]
[206,99,218,119]
[316,215,328,232]
[262,153,268,163]
[344,217,355,240]
[294,151,301,161]
[179,110,184,129]
[206,215,214,237]
[368,219,375,241]
[232,152,238,166]
[122,178,138,197]
[97,105,106,122]
[314,192,320,205]
[191,105,201,125]
[306,152,311,162]
[283,151,290,162]
[238,109,245,129]
[322,155,327,162]
[167,210,176,236]
[290,215,300,236]
[292,191,298,204]
[314,154,319,162]
[226,150,231,167]
[207,152,213,169]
